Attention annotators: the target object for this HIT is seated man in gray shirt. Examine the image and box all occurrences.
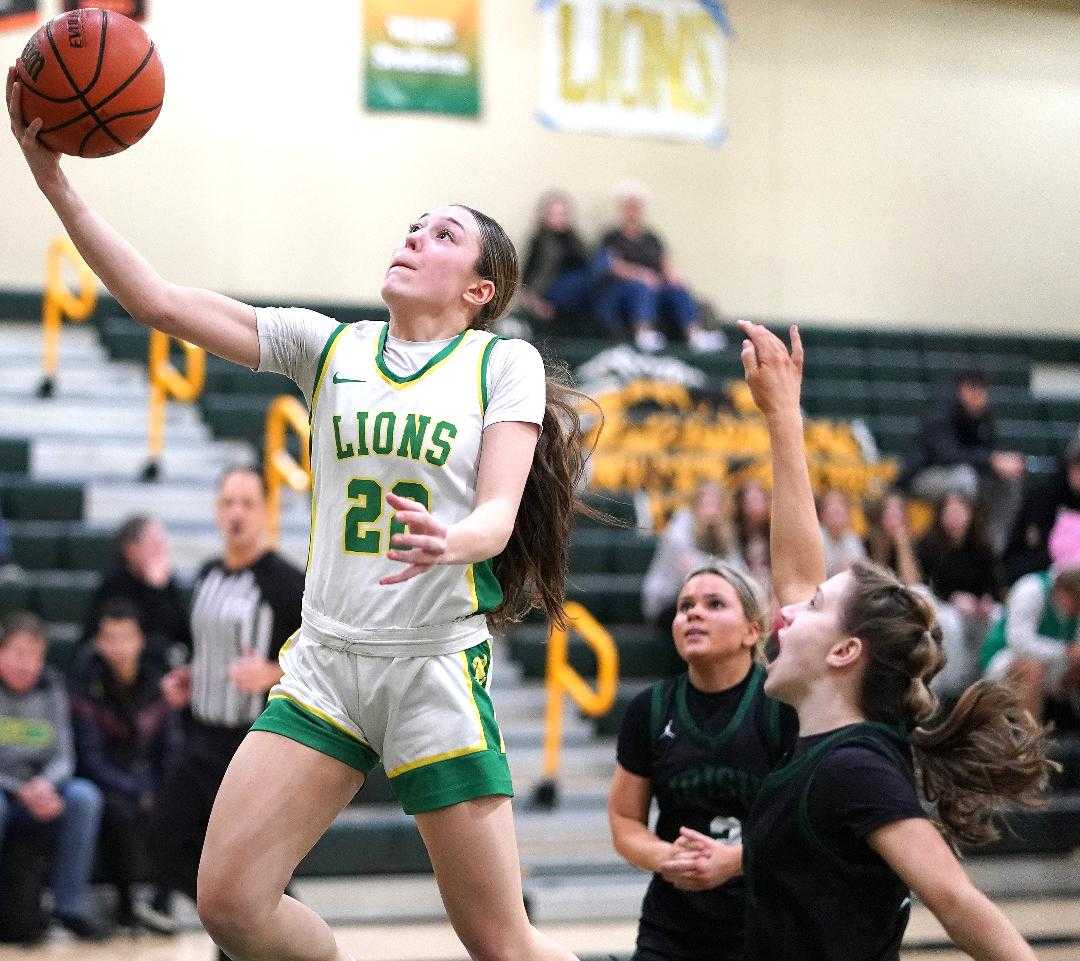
[0,612,108,942]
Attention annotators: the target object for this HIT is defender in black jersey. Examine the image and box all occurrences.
[737,320,1051,961]
[610,563,797,961]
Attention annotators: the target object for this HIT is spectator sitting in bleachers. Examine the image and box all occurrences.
[863,489,922,586]
[592,181,724,354]
[68,598,180,934]
[903,369,1025,554]
[733,480,771,593]
[981,564,1080,728]
[1003,431,1080,585]
[83,515,191,672]
[818,488,867,578]
[517,190,592,333]
[917,492,1003,699]
[642,480,742,628]
[0,612,108,941]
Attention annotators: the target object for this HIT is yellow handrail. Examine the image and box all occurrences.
[542,602,620,783]
[264,395,311,544]
[42,236,98,387]
[147,330,205,467]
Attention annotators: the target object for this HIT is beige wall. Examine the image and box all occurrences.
[2,0,1078,332]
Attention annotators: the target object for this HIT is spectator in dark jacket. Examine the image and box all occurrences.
[904,370,1025,553]
[83,515,190,670]
[518,190,592,331]
[69,598,180,933]
[0,612,108,942]
[1003,432,1080,584]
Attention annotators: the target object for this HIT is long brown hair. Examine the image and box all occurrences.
[459,205,605,631]
[840,560,1053,848]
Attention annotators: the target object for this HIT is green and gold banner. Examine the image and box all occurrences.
[363,0,481,118]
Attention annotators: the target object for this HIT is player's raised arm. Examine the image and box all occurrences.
[738,320,825,606]
[7,68,259,368]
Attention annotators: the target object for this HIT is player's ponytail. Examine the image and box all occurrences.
[461,206,608,631]
[841,561,1054,848]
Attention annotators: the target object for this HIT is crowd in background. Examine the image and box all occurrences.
[0,468,303,950]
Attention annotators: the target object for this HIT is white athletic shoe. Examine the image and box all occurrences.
[634,327,666,353]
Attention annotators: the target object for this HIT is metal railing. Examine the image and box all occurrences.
[40,236,98,397]
[534,601,619,808]
[264,395,311,544]
[145,330,205,479]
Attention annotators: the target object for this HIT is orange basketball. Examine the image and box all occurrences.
[15,8,164,158]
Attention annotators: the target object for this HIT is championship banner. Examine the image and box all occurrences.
[0,0,37,33]
[364,0,481,118]
[63,0,147,19]
[537,0,731,143]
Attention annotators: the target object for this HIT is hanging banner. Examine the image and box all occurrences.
[0,0,37,33]
[363,0,481,118]
[63,0,147,19]
[537,0,731,144]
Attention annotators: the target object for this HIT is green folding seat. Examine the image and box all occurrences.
[99,315,149,362]
[0,478,84,522]
[7,522,64,570]
[611,534,657,575]
[569,529,613,574]
[802,347,866,383]
[31,571,101,624]
[200,394,271,448]
[870,382,928,418]
[64,527,118,572]
[298,810,432,877]
[566,573,643,623]
[0,579,33,616]
[868,415,920,456]
[862,349,922,382]
[0,439,30,474]
[800,380,873,419]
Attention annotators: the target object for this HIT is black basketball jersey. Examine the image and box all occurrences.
[625,663,797,961]
[742,722,922,961]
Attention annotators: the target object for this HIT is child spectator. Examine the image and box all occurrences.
[0,612,108,941]
[863,490,921,586]
[818,488,867,578]
[642,480,741,627]
[69,598,180,933]
[83,515,191,671]
[733,480,771,592]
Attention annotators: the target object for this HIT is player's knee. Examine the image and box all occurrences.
[456,925,536,961]
[196,869,256,944]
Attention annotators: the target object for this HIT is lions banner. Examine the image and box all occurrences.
[364,0,481,117]
[537,0,731,143]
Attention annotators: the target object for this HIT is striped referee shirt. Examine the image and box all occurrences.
[187,551,304,728]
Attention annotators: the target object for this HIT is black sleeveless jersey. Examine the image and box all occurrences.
[742,722,923,961]
[620,663,797,961]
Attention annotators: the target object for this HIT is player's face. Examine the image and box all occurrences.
[381,205,493,322]
[764,572,851,704]
[0,631,47,695]
[216,471,267,553]
[672,573,758,666]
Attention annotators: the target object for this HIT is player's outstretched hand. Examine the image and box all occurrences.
[7,66,61,190]
[381,492,449,586]
[737,320,803,418]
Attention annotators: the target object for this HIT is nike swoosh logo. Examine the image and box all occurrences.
[332,373,366,384]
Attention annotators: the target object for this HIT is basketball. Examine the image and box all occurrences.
[14,8,164,159]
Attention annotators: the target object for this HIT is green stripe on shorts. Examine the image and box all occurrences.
[390,640,512,814]
[252,695,379,773]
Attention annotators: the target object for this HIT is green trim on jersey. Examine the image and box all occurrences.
[479,334,502,414]
[387,639,512,813]
[374,322,468,386]
[253,695,380,773]
[310,322,350,415]
[469,559,504,613]
[674,663,764,749]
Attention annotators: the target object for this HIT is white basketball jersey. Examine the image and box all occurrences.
[300,320,503,655]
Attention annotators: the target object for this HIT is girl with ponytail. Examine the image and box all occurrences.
[733,320,1052,961]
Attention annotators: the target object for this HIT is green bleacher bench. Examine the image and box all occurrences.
[297,808,432,877]
[98,315,149,362]
[591,680,653,737]
[800,380,874,419]
[566,573,644,623]
[63,527,118,572]
[869,381,929,417]
[31,570,101,624]
[0,438,30,474]
[8,521,65,570]
[570,529,656,576]
[0,476,84,522]
[803,347,867,383]
[507,622,681,680]
[0,577,33,616]
[863,349,923,383]
[200,393,273,448]
[578,493,639,530]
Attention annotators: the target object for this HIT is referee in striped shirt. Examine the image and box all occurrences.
[154,466,304,935]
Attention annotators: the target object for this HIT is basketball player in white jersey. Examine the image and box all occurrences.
[10,71,592,961]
